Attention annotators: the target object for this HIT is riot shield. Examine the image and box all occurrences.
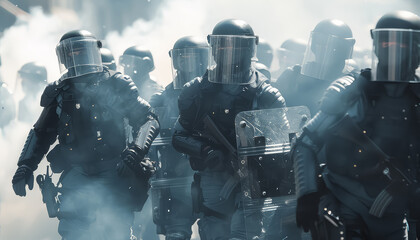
[235,106,311,240]
[149,107,195,234]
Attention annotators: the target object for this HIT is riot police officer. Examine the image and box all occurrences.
[119,45,163,101]
[293,11,420,239]
[172,19,286,240]
[273,19,355,115]
[149,35,209,240]
[11,30,159,240]
[100,47,117,71]
[272,38,306,79]
[17,62,47,123]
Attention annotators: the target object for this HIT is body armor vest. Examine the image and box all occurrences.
[56,77,126,163]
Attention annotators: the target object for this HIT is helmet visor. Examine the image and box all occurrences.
[301,31,355,80]
[171,47,209,89]
[371,29,420,83]
[208,35,257,85]
[56,37,102,80]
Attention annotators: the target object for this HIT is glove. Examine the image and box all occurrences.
[117,144,155,180]
[296,192,319,232]
[201,146,225,170]
[12,165,34,197]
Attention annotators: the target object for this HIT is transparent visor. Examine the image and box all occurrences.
[301,31,355,80]
[170,47,209,89]
[276,48,305,72]
[56,37,103,80]
[118,54,154,76]
[208,35,257,85]
[371,29,420,83]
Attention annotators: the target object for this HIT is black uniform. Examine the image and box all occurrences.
[173,70,285,239]
[12,30,159,240]
[293,11,420,239]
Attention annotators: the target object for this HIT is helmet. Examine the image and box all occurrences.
[170,36,209,89]
[207,19,259,85]
[301,19,355,80]
[18,62,47,94]
[277,38,307,74]
[371,11,420,82]
[257,38,273,68]
[100,48,116,71]
[56,30,103,80]
[119,46,155,78]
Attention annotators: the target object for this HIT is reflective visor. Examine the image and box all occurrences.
[170,47,209,89]
[56,37,102,80]
[371,29,420,82]
[208,35,257,85]
[301,31,355,80]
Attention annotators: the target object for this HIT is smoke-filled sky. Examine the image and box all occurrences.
[0,0,417,239]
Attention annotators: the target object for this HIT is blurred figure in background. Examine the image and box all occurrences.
[255,38,274,80]
[17,62,47,124]
[0,55,16,129]
[272,38,306,79]
[273,19,355,115]
[100,47,117,71]
[149,35,209,240]
[119,46,163,101]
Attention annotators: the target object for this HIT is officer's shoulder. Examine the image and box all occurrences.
[149,88,165,107]
[319,70,364,114]
[107,70,137,90]
[40,81,65,107]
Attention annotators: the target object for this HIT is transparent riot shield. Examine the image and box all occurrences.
[149,107,195,234]
[235,106,311,240]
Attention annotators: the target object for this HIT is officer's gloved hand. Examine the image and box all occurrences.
[296,192,319,232]
[201,146,225,170]
[117,144,155,180]
[12,165,34,197]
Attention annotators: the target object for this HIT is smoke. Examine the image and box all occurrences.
[0,0,416,239]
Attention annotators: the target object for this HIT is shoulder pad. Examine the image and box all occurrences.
[149,90,164,107]
[40,81,64,107]
[257,82,286,109]
[319,74,360,115]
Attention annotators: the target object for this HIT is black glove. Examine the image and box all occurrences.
[12,165,34,197]
[296,192,320,232]
[201,146,225,170]
[117,144,155,180]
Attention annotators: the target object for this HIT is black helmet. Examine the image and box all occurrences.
[100,48,116,71]
[301,19,355,80]
[119,46,155,78]
[170,36,209,89]
[207,19,259,85]
[257,38,273,68]
[371,11,420,82]
[56,30,103,80]
[277,38,307,74]
[18,62,47,95]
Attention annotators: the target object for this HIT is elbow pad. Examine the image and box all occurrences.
[134,116,160,155]
[18,129,56,170]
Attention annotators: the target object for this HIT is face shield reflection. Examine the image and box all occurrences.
[371,29,420,82]
[55,37,103,80]
[170,47,209,89]
[301,31,355,80]
[208,35,258,85]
